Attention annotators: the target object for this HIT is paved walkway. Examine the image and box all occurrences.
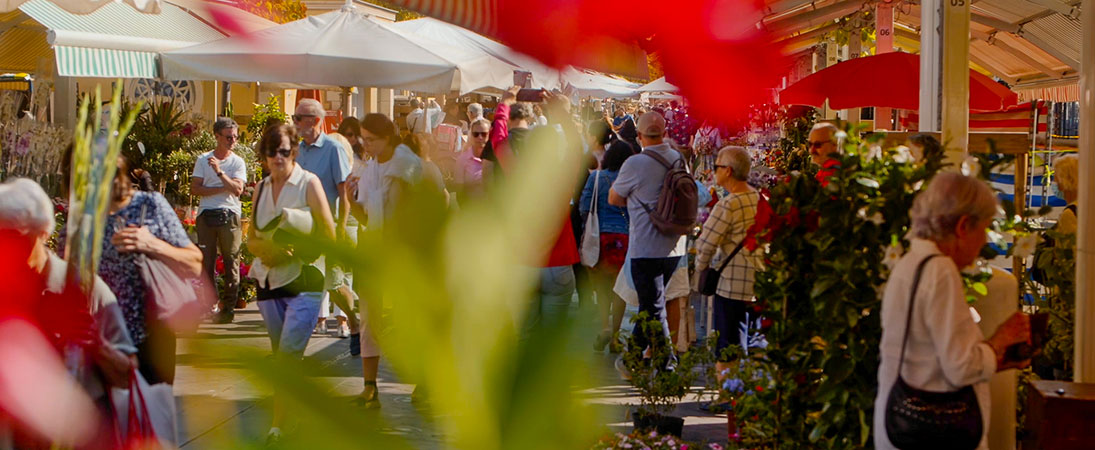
[172,303,730,448]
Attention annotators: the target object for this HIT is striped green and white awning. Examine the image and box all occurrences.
[54,45,157,78]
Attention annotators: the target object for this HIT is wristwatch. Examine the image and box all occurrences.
[216,171,224,177]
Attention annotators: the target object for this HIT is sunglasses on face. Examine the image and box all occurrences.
[292,114,316,122]
[265,148,293,158]
[471,131,488,138]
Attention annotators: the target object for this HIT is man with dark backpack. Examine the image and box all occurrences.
[608,111,696,376]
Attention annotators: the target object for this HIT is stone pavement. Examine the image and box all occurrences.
[172,303,730,448]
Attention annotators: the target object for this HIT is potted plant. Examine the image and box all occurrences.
[622,313,709,437]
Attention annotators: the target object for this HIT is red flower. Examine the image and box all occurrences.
[755,386,764,392]
[805,210,820,233]
[752,303,764,313]
[239,263,250,278]
[760,318,773,330]
[181,123,195,137]
[815,159,841,188]
[215,255,224,275]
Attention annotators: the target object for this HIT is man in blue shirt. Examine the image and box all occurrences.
[293,99,353,337]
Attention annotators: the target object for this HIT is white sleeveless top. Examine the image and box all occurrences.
[249,163,324,290]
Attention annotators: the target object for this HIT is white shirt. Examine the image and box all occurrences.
[192,151,247,216]
[357,144,422,229]
[249,163,323,290]
[406,108,429,134]
[874,239,996,450]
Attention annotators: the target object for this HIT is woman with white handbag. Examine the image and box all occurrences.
[579,141,634,352]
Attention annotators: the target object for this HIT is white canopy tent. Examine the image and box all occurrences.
[388,16,563,91]
[561,67,640,99]
[636,76,678,93]
[161,7,517,94]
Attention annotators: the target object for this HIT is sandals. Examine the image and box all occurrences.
[352,381,381,409]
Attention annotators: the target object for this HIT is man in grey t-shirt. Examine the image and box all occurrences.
[192,117,247,324]
[609,111,687,374]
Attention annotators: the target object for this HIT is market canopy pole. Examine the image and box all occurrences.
[919,0,942,133]
[874,1,894,130]
[1074,0,1095,384]
[941,0,970,162]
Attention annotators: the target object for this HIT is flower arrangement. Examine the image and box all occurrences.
[590,430,725,450]
[0,91,72,196]
[723,123,945,449]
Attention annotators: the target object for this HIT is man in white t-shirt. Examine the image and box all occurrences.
[192,117,248,324]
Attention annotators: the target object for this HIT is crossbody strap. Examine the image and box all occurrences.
[896,254,943,375]
[590,170,600,215]
[252,178,265,224]
[715,239,748,274]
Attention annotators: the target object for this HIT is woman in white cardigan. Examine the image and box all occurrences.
[874,172,1031,450]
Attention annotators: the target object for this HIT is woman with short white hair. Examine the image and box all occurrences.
[1052,154,1079,234]
[0,178,138,446]
[874,172,1031,449]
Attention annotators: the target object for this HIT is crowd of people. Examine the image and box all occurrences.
[1,85,1066,449]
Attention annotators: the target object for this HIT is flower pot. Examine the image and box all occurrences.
[632,412,684,437]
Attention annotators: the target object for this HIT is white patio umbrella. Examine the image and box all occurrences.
[161,7,515,94]
[636,76,678,93]
[1,0,159,14]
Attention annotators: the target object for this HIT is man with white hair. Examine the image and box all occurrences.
[405,98,429,135]
[293,99,353,335]
[807,122,842,166]
[466,102,484,123]
[0,179,137,441]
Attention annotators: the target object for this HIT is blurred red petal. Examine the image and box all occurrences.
[0,319,98,445]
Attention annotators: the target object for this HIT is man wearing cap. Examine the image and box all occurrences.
[293,99,353,335]
[608,111,688,376]
[192,117,248,324]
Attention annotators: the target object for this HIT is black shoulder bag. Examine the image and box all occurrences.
[884,254,983,450]
[697,240,746,296]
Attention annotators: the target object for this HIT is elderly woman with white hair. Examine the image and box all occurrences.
[691,146,761,414]
[874,172,1031,450]
[0,178,138,447]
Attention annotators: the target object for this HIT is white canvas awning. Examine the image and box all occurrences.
[161,7,518,94]
[0,0,256,78]
[1,0,160,14]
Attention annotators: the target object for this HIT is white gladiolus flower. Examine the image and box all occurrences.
[1013,233,1038,258]
[883,244,904,271]
[893,145,912,163]
[960,157,981,177]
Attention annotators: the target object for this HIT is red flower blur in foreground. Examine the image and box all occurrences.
[386,0,789,124]
[0,234,97,445]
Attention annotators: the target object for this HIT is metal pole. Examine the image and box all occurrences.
[1074,0,1095,383]
[920,0,942,133]
[940,0,970,163]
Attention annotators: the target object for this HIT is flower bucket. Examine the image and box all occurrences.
[632,412,684,437]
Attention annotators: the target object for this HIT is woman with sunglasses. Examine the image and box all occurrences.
[246,124,337,442]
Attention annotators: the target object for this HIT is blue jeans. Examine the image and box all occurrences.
[257,292,323,358]
[522,265,577,337]
[629,256,681,364]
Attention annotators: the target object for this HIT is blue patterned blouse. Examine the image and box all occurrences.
[98,191,192,345]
